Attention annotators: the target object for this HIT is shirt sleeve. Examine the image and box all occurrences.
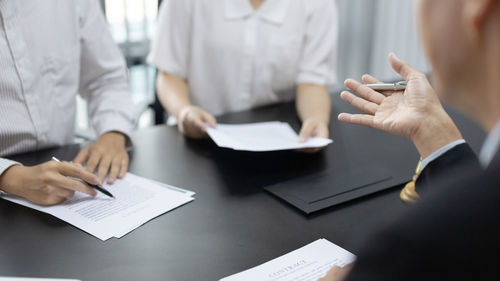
[147,0,192,79]
[0,158,21,193]
[297,0,339,86]
[420,139,467,171]
[76,0,136,141]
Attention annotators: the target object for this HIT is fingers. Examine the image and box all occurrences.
[85,150,101,175]
[118,157,128,179]
[96,155,112,184]
[340,91,378,115]
[108,153,128,183]
[344,79,386,105]
[338,113,375,128]
[73,147,89,165]
[361,74,382,84]
[298,124,314,143]
[57,162,100,186]
[107,158,121,184]
[202,112,217,129]
[388,53,420,81]
[50,175,96,197]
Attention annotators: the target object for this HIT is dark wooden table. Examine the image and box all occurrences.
[0,94,485,281]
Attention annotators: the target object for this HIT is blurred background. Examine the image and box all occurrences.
[76,0,429,138]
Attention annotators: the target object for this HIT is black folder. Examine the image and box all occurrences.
[265,164,407,214]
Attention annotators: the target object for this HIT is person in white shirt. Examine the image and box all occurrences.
[0,1,136,206]
[148,0,338,150]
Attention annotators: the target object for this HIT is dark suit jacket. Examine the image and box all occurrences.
[345,144,500,281]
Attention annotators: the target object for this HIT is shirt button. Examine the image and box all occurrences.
[28,97,35,105]
[18,60,23,68]
[6,22,13,30]
[40,135,47,143]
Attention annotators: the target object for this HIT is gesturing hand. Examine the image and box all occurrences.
[178,105,217,139]
[338,53,462,159]
[74,131,129,185]
[0,161,99,206]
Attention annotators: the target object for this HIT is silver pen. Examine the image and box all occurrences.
[365,81,407,91]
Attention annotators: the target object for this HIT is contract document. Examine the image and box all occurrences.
[2,173,195,241]
[206,122,333,152]
[220,239,356,281]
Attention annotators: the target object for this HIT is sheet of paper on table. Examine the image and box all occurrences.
[220,239,356,281]
[206,122,333,152]
[1,173,195,241]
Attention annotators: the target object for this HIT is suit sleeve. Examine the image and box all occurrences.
[416,143,480,196]
[345,168,500,281]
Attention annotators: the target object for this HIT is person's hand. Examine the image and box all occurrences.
[178,105,217,139]
[298,117,330,153]
[318,264,354,281]
[0,161,99,206]
[73,131,128,185]
[338,53,462,159]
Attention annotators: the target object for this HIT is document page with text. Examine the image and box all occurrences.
[2,173,195,241]
[220,239,356,281]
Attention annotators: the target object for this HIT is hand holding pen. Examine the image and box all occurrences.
[0,158,104,206]
[52,157,115,198]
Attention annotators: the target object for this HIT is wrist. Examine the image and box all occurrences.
[303,116,330,126]
[0,165,26,195]
[411,111,463,159]
[101,131,126,146]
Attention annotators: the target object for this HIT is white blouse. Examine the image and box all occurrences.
[148,0,338,116]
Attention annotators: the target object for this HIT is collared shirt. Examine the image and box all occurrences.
[422,120,500,171]
[148,0,338,116]
[0,0,136,176]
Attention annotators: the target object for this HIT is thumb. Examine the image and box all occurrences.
[201,111,217,128]
[299,124,314,143]
[388,53,419,81]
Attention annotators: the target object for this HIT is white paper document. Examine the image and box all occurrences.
[2,173,195,241]
[206,122,333,152]
[220,239,356,281]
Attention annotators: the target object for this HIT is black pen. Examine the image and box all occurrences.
[51,157,115,198]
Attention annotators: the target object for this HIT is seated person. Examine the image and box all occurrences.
[148,0,338,151]
[320,0,500,279]
[0,1,136,206]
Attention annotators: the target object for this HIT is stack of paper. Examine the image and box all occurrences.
[220,239,356,281]
[2,173,195,241]
[206,122,333,152]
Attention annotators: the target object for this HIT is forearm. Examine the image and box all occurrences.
[296,84,331,124]
[156,71,191,119]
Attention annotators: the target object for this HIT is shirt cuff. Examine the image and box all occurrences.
[0,158,22,194]
[94,112,135,147]
[420,139,467,171]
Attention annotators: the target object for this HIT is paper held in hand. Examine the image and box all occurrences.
[1,173,195,241]
[206,122,333,152]
[220,239,356,281]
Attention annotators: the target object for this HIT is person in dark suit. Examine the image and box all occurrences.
[319,0,500,280]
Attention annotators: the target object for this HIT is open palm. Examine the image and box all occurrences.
[339,54,443,140]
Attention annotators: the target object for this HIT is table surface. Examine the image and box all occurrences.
[0,94,485,281]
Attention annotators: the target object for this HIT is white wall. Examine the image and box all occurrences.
[336,0,429,84]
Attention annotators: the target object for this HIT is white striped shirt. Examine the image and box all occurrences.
[0,0,136,176]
